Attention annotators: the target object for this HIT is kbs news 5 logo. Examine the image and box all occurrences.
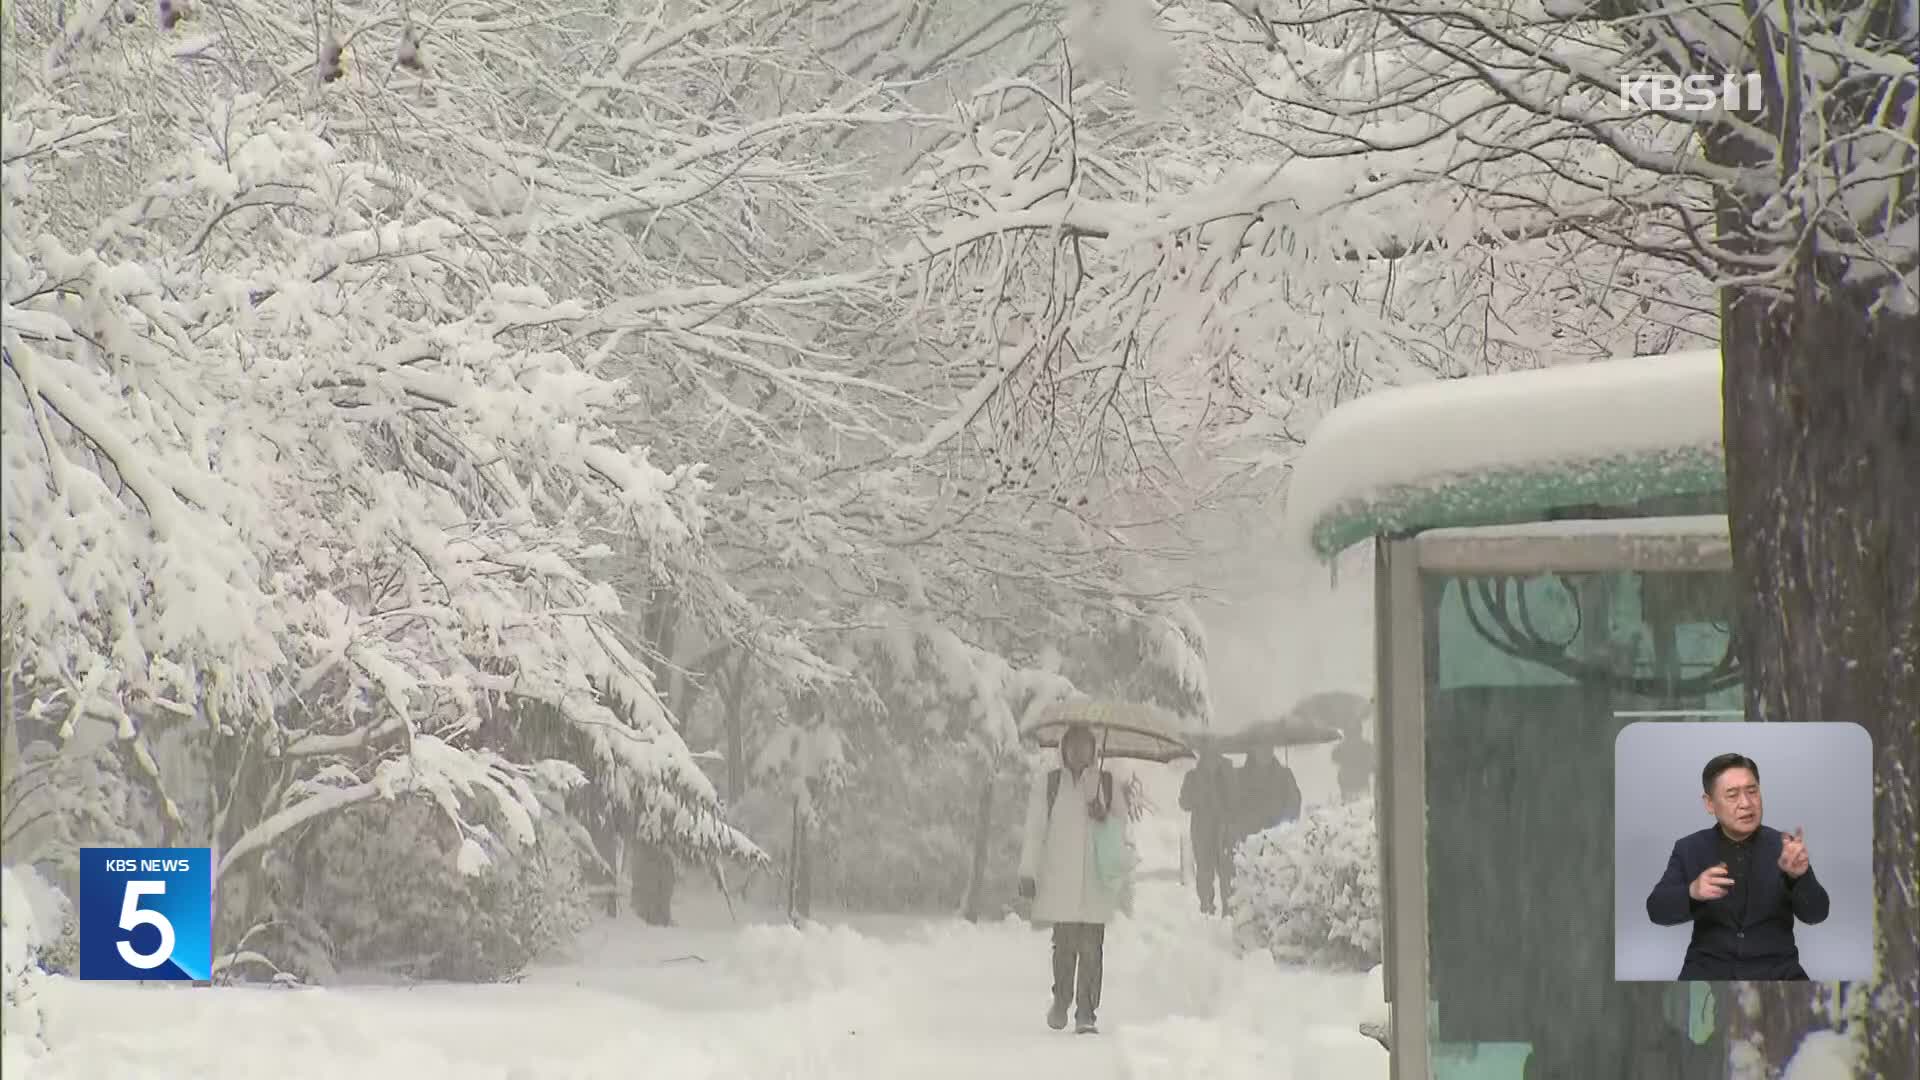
[78,847,213,981]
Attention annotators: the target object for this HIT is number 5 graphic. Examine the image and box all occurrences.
[116,880,176,970]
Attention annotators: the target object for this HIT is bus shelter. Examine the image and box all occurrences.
[1287,351,1739,1080]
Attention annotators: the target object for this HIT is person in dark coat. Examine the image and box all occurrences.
[1236,749,1302,837]
[1272,755,1303,824]
[1333,715,1373,802]
[1179,751,1234,914]
[1645,752,1831,980]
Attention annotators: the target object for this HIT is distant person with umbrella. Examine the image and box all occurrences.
[1333,713,1373,802]
[1018,722,1133,1035]
[1180,750,1235,915]
[1236,748,1303,838]
[1282,691,1371,803]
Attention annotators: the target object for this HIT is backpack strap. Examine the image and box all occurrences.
[1045,768,1115,823]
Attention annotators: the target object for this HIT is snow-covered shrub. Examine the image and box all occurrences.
[287,797,595,983]
[2,863,79,978]
[1,865,52,1069]
[1230,797,1380,971]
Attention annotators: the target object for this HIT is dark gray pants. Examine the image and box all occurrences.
[1051,922,1105,1021]
[1193,833,1232,913]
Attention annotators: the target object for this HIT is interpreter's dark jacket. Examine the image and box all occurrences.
[1645,824,1831,980]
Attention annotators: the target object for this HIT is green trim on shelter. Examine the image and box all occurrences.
[1307,445,1728,557]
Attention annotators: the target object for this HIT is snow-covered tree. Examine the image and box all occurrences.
[5,0,1239,959]
[872,0,1715,586]
[1060,603,1213,726]
[3,0,961,958]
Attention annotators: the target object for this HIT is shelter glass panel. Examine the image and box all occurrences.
[1422,568,1740,1080]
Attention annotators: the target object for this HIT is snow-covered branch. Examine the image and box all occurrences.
[1240,0,1916,303]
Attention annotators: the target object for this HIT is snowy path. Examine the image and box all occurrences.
[14,879,1385,1080]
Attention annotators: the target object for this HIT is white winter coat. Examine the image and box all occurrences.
[1018,761,1131,925]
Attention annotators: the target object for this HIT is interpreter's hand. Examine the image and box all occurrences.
[1019,877,1036,900]
[1689,862,1734,901]
[1778,827,1811,878]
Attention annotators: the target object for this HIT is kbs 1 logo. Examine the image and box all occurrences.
[1619,72,1764,114]
[79,847,213,981]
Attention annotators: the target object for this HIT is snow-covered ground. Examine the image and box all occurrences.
[7,777,1386,1080]
[13,877,1385,1080]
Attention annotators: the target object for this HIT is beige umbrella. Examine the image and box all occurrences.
[1021,699,1196,763]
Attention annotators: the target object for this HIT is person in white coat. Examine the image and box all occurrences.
[1018,724,1130,1034]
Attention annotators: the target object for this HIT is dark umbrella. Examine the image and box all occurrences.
[1285,691,1372,734]
[1183,712,1346,755]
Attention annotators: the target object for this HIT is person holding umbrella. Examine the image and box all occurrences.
[1018,722,1132,1034]
[1236,748,1303,837]
[1179,749,1235,914]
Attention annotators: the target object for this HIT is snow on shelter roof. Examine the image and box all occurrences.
[1288,350,1726,557]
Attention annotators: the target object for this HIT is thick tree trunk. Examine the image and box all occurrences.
[786,794,813,923]
[629,835,675,926]
[961,761,995,922]
[672,670,707,744]
[207,705,297,960]
[786,800,800,921]
[601,828,625,918]
[796,818,812,920]
[647,599,681,704]
[723,650,751,806]
[1721,271,1918,1077]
